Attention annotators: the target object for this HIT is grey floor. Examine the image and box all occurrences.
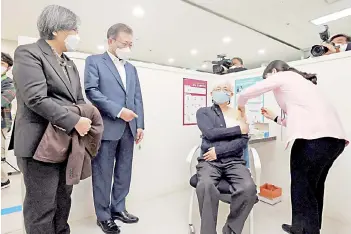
[2,174,350,234]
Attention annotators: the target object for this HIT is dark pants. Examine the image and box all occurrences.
[17,157,73,234]
[290,138,345,234]
[92,126,134,221]
[196,160,257,234]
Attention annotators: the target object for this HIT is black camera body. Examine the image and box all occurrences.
[311,25,337,57]
[212,54,232,75]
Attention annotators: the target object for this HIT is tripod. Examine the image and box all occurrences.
[1,129,20,176]
[1,157,20,175]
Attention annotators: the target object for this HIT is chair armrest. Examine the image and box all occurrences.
[250,147,262,192]
[186,145,200,164]
[186,145,200,176]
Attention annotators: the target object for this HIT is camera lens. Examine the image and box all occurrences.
[311,45,329,57]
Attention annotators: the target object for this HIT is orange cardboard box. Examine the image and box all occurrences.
[259,183,282,200]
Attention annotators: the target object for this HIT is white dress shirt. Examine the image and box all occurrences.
[107,51,127,88]
[107,51,127,118]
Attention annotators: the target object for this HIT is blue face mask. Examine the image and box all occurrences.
[212,90,230,105]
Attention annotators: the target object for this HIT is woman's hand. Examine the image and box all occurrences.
[261,107,276,120]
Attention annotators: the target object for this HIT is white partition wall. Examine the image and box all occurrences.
[224,51,351,225]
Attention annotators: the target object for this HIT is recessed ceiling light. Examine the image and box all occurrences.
[190,49,198,55]
[258,49,265,55]
[133,6,145,18]
[168,58,175,63]
[97,45,105,51]
[222,37,232,43]
[311,7,351,25]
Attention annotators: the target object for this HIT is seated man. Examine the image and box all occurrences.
[195,81,257,234]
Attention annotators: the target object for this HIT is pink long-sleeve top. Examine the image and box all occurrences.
[237,71,348,147]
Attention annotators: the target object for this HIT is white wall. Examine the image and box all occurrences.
[1,39,17,59]
[224,51,351,225]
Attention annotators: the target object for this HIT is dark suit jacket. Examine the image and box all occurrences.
[9,39,85,157]
[84,52,144,141]
[33,104,103,185]
[196,105,249,163]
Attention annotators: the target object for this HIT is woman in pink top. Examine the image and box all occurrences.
[237,60,347,234]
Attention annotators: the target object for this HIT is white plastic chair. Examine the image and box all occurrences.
[186,145,261,234]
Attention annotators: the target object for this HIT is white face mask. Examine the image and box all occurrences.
[115,47,131,60]
[335,43,347,52]
[1,66,7,75]
[64,34,80,52]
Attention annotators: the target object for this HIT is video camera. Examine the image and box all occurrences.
[310,25,338,57]
[212,54,232,75]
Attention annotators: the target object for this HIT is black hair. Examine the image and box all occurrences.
[1,52,13,67]
[263,60,317,85]
[232,57,243,65]
[330,34,351,43]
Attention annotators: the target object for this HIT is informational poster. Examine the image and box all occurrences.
[235,76,264,123]
[183,78,207,125]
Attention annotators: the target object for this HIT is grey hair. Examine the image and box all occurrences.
[212,80,233,92]
[37,5,80,40]
[107,23,133,39]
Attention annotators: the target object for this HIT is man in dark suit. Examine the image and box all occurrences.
[85,23,144,234]
[195,81,257,234]
[9,5,91,234]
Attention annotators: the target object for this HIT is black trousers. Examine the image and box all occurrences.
[17,157,73,234]
[196,160,257,234]
[290,137,345,234]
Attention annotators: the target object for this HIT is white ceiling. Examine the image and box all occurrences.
[1,0,351,72]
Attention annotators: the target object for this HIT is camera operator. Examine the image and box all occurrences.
[323,34,351,55]
[227,57,248,73]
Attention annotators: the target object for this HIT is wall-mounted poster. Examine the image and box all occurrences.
[183,78,207,125]
[235,76,264,123]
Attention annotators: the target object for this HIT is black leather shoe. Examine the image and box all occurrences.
[282,224,293,233]
[112,210,139,224]
[97,219,120,234]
